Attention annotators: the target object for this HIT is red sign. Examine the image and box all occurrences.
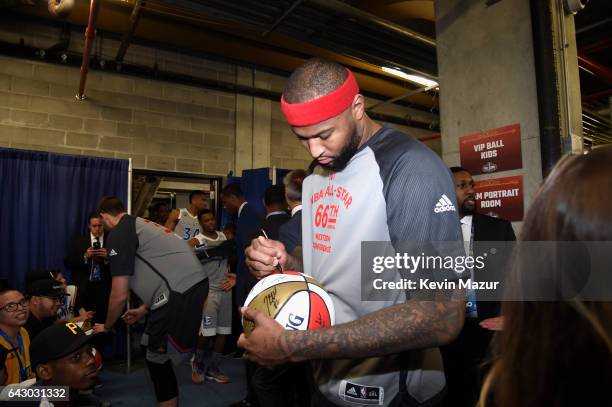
[474,175,523,221]
[459,124,522,175]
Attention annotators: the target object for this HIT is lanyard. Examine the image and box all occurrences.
[0,329,28,381]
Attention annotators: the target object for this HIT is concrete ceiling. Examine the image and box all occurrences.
[7,0,440,112]
[3,0,610,143]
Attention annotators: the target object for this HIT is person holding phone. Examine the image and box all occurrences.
[64,212,111,325]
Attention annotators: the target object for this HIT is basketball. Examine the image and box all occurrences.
[242,271,335,336]
[92,347,103,371]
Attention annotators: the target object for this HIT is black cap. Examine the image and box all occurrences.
[30,322,93,368]
[27,279,66,299]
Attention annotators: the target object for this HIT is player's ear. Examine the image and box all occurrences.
[36,363,52,381]
[351,94,365,121]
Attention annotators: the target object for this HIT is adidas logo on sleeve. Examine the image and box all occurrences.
[433,194,456,213]
[109,249,118,256]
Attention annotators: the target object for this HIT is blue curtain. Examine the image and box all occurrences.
[0,148,128,290]
[241,168,270,218]
[220,169,274,228]
[275,168,291,185]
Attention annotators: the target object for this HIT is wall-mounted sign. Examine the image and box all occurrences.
[459,124,522,175]
[475,175,523,221]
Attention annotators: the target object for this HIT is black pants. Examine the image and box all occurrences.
[440,318,494,407]
[253,363,310,407]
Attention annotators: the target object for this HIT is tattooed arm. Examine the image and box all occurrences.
[239,288,464,366]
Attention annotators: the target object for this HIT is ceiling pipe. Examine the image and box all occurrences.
[47,0,74,18]
[580,37,612,55]
[262,0,305,38]
[575,15,612,34]
[116,0,143,66]
[76,0,100,100]
[368,85,437,112]
[577,52,612,86]
[530,0,562,176]
[582,89,612,103]
[308,0,436,48]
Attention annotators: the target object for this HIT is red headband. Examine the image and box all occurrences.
[281,68,359,127]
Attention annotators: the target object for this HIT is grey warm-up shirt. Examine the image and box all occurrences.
[106,215,208,310]
[302,125,462,406]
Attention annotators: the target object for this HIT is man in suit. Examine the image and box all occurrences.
[221,183,264,307]
[259,185,290,241]
[256,173,309,407]
[222,183,263,407]
[441,167,516,407]
[278,169,306,256]
[64,212,111,325]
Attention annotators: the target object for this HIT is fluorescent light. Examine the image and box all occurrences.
[382,67,438,88]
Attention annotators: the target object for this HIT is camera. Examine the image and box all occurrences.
[93,241,101,249]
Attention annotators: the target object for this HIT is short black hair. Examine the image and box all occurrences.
[88,211,101,221]
[197,208,214,222]
[283,58,348,104]
[283,169,306,202]
[450,166,470,174]
[264,185,287,207]
[221,183,243,198]
[97,196,126,216]
[150,201,168,212]
[189,190,207,203]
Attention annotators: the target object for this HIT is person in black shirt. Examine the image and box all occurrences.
[24,280,64,340]
[29,322,104,406]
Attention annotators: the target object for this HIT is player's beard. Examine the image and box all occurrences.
[319,127,360,172]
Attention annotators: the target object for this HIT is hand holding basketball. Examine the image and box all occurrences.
[245,236,288,278]
[238,306,291,367]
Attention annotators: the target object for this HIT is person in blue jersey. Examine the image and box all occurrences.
[166,190,208,242]
[242,58,465,406]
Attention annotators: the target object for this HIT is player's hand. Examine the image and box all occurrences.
[187,237,199,248]
[95,248,108,258]
[222,273,237,291]
[479,316,504,331]
[245,236,287,279]
[121,305,148,325]
[237,306,291,367]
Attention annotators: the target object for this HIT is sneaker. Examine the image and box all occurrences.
[191,361,205,385]
[205,366,230,384]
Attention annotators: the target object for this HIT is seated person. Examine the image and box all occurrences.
[26,271,94,322]
[25,279,95,340]
[0,289,34,385]
[29,322,104,406]
[24,280,64,340]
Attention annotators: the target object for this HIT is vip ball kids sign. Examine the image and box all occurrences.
[474,175,524,221]
[459,124,522,175]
